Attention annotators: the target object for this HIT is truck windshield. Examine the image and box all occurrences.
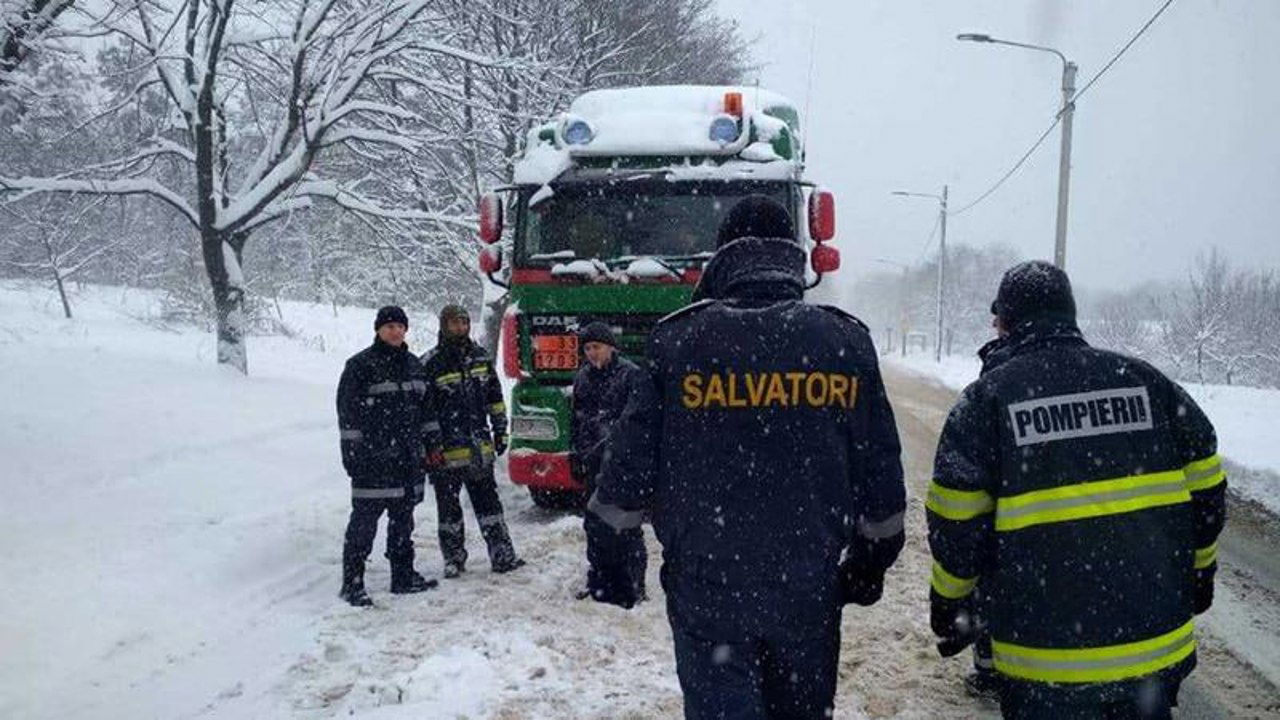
[517,180,794,265]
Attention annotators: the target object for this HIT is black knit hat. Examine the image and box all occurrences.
[991,261,1076,328]
[578,321,617,347]
[715,195,796,248]
[374,305,409,330]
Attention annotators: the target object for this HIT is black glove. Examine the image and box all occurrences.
[493,432,508,456]
[931,590,979,657]
[1194,567,1215,615]
[839,557,885,607]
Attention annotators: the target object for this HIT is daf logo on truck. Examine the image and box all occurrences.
[475,85,841,510]
[531,315,580,329]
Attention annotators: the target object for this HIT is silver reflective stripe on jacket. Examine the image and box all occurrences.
[340,429,364,441]
[352,487,406,499]
[366,381,402,395]
[587,490,644,532]
[858,511,905,540]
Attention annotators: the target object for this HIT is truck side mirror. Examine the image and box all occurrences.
[811,244,840,274]
[479,192,504,244]
[479,246,504,275]
[808,189,836,242]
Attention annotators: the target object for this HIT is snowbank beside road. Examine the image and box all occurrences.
[0,282,721,719]
[887,352,1280,514]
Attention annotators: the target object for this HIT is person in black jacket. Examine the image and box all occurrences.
[421,305,524,577]
[592,196,907,719]
[571,321,648,607]
[336,306,438,606]
[927,261,1226,720]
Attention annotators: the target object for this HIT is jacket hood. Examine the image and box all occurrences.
[691,237,805,303]
[979,317,1085,374]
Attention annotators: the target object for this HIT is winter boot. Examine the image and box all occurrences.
[390,568,439,594]
[963,669,1001,703]
[443,561,466,579]
[491,556,526,574]
[339,578,373,607]
[340,554,373,607]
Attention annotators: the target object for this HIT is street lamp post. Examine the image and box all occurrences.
[958,32,1076,270]
[891,185,948,362]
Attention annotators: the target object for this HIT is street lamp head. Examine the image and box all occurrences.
[957,32,994,43]
[890,191,911,196]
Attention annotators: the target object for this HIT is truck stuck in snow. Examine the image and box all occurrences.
[475,85,841,508]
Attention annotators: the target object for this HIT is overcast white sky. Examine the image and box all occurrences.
[714,0,1280,292]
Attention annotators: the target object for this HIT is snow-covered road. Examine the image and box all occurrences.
[2,282,1277,718]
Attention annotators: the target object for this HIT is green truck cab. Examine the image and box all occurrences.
[476,86,840,509]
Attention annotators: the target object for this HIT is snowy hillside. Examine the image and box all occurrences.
[0,281,684,719]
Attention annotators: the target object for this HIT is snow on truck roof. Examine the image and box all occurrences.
[511,85,805,186]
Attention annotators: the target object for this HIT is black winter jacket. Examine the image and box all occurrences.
[927,318,1226,704]
[598,237,906,622]
[336,338,430,496]
[420,336,507,469]
[572,355,645,485]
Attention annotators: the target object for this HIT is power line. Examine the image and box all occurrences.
[949,0,1177,218]
[950,115,1061,217]
[1073,0,1176,105]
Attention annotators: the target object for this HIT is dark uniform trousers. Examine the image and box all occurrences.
[1001,682,1175,720]
[432,466,516,568]
[583,506,647,601]
[342,484,424,581]
[664,565,841,720]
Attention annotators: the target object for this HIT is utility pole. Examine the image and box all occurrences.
[936,184,948,362]
[891,186,949,363]
[1054,61,1077,270]
[958,33,1077,269]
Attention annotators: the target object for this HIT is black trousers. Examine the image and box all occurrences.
[584,509,647,600]
[1001,680,1176,720]
[664,567,841,720]
[432,465,516,568]
[342,494,418,582]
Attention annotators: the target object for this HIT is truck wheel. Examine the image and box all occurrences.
[529,488,587,511]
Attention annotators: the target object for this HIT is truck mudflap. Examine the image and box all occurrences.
[508,450,579,490]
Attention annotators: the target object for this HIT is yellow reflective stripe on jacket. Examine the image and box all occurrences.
[993,620,1196,684]
[436,372,463,385]
[995,470,1190,532]
[926,480,996,521]
[1184,453,1225,492]
[443,448,471,461]
[1194,542,1218,570]
[931,562,979,600]
[488,401,507,415]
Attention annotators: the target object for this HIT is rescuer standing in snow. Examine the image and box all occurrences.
[571,321,648,608]
[927,261,1226,719]
[592,196,907,719]
[335,306,439,606]
[421,304,525,577]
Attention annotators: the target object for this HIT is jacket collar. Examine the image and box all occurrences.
[691,237,806,303]
[978,317,1086,374]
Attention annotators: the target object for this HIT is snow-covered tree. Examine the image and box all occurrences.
[2,0,487,372]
